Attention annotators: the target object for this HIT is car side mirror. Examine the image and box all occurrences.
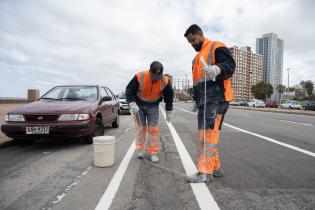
[102,96,112,101]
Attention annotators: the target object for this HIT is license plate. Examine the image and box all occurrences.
[26,126,49,134]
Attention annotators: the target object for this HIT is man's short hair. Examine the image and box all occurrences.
[184,24,203,37]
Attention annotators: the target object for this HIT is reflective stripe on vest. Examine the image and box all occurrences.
[137,71,168,103]
[192,39,234,102]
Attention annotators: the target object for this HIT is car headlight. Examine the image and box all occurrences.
[77,114,90,120]
[5,114,25,122]
[58,114,90,121]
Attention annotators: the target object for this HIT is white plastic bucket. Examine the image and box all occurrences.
[93,136,115,167]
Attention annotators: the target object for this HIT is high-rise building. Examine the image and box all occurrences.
[229,46,263,100]
[256,33,284,100]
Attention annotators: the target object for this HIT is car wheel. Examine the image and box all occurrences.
[84,118,104,144]
[112,113,119,128]
[253,105,255,107]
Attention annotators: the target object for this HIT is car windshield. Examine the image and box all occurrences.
[118,92,126,99]
[292,102,298,105]
[41,86,98,101]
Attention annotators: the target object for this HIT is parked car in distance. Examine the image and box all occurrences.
[265,100,278,108]
[1,85,120,144]
[302,102,315,111]
[280,101,302,109]
[230,100,241,106]
[118,91,130,114]
[239,100,248,106]
[247,99,265,108]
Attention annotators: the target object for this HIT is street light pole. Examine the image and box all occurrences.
[287,68,290,90]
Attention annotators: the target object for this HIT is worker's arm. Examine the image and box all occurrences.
[191,57,200,105]
[125,75,139,104]
[214,47,236,80]
[162,79,174,111]
[192,85,200,105]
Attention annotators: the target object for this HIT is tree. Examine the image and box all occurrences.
[251,82,273,100]
[276,84,286,100]
[287,87,295,92]
[301,80,314,96]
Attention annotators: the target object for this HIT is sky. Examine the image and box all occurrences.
[0,0,314,97]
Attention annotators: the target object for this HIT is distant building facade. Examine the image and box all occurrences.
[229,46,263,100]
[256,33,284,100]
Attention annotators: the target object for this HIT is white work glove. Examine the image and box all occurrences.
[200,56,221,82]
[192,102,198,112]
[166,111,172,122]
[129,102,139,115]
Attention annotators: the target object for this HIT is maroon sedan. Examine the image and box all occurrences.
[265,100,278,108]
[1,85,119,144]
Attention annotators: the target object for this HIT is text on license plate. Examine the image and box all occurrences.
[26,126,49,134]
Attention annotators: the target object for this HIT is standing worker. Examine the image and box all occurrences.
[184,24,235,183]
[126,61,173,163]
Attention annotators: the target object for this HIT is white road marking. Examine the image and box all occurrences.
[174,106,315,158]
[95,141,135,210]
[278,119,313,126]
[52,193,66,204]
[230,112,248,116]
[43,166,92,210]
[160,107,220,210]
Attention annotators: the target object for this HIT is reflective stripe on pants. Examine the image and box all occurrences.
[148,126,159,154]
[197,103,226,174]
[133,105,160,154]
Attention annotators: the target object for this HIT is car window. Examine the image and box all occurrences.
[100,88,108,97]
[42,86,97,100]
[118,92,126,99]
[105,88,115,99]
[42,87,64,99]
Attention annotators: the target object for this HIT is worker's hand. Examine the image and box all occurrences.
[166,111,172,123]
[192,102,198,112]
[129,102,139,115]
[201,65,221,82]
[200,56,221,81]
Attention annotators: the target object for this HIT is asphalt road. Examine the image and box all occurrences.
[0,102,314,210]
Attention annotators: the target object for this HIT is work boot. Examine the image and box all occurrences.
[213,169,224,177]
[136,150,144,159]
[149,154,159,163]
[186,172,214,183]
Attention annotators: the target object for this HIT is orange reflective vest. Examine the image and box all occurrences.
[192,39,233,102]
[136,70,169,102]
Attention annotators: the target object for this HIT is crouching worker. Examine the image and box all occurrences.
[125,61,173,163]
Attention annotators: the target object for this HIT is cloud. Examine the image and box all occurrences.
[0,0,314,97]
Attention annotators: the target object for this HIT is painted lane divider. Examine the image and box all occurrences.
[160,106,220,210]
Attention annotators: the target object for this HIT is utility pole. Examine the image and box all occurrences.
[185,74,187,92]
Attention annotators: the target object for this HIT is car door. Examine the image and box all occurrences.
[105,87,117,121]
[99,87,112,125]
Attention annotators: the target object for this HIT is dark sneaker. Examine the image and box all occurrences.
[213,169,224,177]
[186,172,214,183]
